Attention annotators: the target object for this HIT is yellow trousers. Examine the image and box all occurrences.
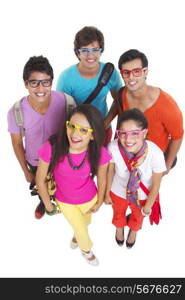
[56,195,97,252]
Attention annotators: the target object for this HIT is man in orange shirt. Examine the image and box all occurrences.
[117,49,184,175]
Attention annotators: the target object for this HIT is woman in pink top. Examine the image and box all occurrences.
[36,104,111,266]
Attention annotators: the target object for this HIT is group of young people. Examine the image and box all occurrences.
[7,26,184,266]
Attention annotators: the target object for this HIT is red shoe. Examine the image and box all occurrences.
[35,201,45,219]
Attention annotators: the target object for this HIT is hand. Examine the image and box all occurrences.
[24,170,35,183]
[162,168,170,176]
[104,194,113,205]
[163,161,172,176]
[142,205,152,216]
[86,201,102,214]
[45,202,55,213]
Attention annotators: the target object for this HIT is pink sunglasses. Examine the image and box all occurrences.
[116,129,146,138]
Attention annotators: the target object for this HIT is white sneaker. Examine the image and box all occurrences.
[81,250,99,266]
[70,237,78,249]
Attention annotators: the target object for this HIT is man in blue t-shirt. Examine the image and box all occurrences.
[56,26,122,146]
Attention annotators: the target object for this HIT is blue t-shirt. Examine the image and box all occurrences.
[56,62,122,118]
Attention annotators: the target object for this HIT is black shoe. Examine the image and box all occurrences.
[115,237,124,246]
[115,228,124,246]
[126,229,136,249]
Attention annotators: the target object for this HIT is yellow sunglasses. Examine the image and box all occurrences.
[66,121,93,136]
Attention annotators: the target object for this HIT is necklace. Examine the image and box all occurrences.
[67,151,88,170]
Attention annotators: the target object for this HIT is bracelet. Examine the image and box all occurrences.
[141,207,152,217]
[46,203,58,216]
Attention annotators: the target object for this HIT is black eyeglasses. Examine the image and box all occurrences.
[27,79,52,88]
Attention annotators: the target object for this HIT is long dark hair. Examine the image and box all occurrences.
[49,104,105,178]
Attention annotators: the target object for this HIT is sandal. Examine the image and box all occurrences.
[81,251,99,266]
[70,237,78,249]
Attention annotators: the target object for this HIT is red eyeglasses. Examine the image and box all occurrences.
[120,67,147,78]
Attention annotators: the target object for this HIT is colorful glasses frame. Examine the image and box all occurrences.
[66,121,93,136]
[27,79,52,88]
[116,129,146,138]
[120,67,147,78]
[78,47,102,56]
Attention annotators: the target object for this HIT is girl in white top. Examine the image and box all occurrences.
[105,108,166,248]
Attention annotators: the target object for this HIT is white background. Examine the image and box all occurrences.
[0,0,185,278]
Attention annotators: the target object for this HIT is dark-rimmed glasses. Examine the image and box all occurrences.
[27,79,52,88]
[120,68,147,78]
[78,47,102,57]
[116,129,146,139]
[66,121,93,136]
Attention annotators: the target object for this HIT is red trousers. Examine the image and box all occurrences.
[110,191,146,232]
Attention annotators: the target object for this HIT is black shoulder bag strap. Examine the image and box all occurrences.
[84,62,114,105]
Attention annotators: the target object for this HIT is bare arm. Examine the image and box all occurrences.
[104,162,115,204]
[10,133,35,183]
[164,138,183,175]
[104,90,119,128]
[143,172,163,214]
[36,158,53,212]
[87,163,109,213]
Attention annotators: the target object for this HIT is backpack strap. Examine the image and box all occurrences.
[63,93,76,116]
[13,94,76,136]
[13,99,25,136]
[84,62,114,105]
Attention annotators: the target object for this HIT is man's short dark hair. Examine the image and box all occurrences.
[23,55,54,81]
[118,49,148,70]
[74,26,104,58]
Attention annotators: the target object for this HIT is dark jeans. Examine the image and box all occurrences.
[27,162,42,202]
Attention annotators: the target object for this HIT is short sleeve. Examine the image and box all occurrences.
[7,107,20,134]
[160,92,184,140]
[108,68,123,91]
[38,141,52,163]
[56,69,72,95]
[98,146,112,165]
[107,141,115,163]
[151,144,167,173]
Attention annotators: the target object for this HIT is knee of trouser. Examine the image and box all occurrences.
[128,212,144,231]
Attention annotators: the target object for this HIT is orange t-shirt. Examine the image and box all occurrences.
[122,88,184,152]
